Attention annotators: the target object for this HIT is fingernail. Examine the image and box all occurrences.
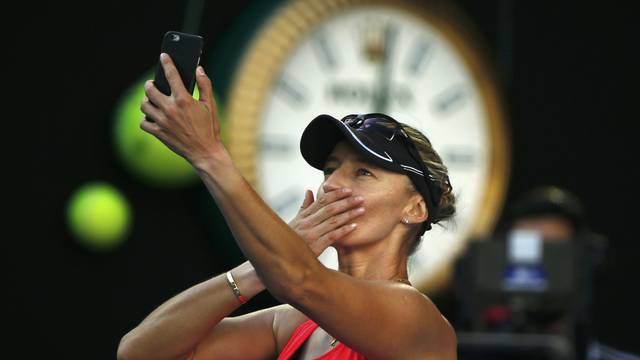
[355,207,365,214]
[350,223,357,228]
[197,66,205,75]
[342,187,352,194]
[354,195,364,202]
[160,53,167,61]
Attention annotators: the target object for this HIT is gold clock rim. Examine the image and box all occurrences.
[226,0,510,293]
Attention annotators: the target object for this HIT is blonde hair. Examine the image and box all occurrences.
[400,123,456,255]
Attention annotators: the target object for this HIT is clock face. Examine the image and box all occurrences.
[227,1,508,291]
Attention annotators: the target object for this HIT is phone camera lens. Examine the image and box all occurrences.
[171,34,180,42]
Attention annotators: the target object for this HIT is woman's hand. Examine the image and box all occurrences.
[288,187,365,257]
[139,53,224,167]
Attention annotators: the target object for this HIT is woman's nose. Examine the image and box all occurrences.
[322,169,346,194]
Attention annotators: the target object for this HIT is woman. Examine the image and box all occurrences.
[117,54,457,360]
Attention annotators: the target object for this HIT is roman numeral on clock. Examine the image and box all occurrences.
[276,76,308,107]
[442,146,477,168]
[405,39,432,75]
[312,31,338,70]
[433,85,468,115]
[260,135,294,157]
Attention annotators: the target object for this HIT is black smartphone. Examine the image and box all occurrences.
[153,31,203,96]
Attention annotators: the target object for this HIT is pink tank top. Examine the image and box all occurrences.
[277,319,367,360]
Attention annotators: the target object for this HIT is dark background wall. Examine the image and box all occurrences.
[14,0,637,358]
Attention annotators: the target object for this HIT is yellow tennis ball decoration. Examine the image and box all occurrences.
[66,182,132,251]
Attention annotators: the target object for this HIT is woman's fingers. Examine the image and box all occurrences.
[289,187,363,254]
[292,190,314,220]
[194,66,224,139]
[302,187,351,218]
[309,206,365,240]
[313,223,358,252]
[144,80,169,111]
[159,53,188,97]
[301,190,314,209]
[195,66,215,109]
[140,97,165,124]
[140,115,162,135]
[305,193,364,228]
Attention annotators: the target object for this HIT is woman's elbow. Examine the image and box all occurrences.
[115,332,148,360]
[276,262,323,307]
[116,332,134,360]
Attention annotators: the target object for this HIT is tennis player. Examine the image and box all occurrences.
[118,53,457,360]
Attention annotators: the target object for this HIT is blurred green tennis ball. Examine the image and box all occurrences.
[66,182,132,251]
[113,70,225,188]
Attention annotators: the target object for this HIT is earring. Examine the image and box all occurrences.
[402,218,409,224]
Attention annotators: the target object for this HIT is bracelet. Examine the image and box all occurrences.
[226,271,247,304]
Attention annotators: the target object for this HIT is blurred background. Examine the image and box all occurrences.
[17,0,638,359]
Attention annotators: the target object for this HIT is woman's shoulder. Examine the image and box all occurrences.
[275,279,448,328]
[394,281,457,344]
[272,280,455,355]
[413,289,457,351]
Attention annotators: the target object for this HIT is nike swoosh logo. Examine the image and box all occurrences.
[339,122,394,162]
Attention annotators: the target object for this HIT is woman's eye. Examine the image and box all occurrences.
[357,168,372,176]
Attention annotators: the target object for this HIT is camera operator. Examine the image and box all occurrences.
[451,186,607,359]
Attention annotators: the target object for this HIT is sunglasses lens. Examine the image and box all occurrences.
[344,116,398,139]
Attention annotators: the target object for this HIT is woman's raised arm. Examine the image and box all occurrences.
[138,53,362,304]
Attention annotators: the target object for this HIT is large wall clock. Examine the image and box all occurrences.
[225,0,509,292]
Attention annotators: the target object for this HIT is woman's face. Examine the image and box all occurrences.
[319,140,419,248]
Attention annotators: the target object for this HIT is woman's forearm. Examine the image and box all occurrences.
[118,260,265,360]
[192,151,321,302]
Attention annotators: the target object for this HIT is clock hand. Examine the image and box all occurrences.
[373,24,397,113]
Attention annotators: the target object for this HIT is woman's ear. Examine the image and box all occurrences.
[404,194,428,224]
